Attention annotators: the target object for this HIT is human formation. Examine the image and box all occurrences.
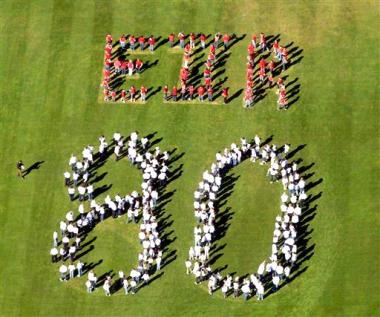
[186,135,308,300]
[101,32,298,108]
[51,131,171,295]
[102,34,152,103]
[244,33,290,109]
[163,32,230,104]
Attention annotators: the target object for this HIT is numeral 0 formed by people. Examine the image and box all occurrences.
[50,130,314,301]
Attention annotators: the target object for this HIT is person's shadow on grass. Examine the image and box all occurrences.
[23,161,45,178]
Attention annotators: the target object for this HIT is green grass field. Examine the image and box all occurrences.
[0,1,379,316]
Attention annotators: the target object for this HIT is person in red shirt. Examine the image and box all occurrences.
[207,52,215,65]
[140,86,147,102]
[111,90,116,102]
[222,87,229,104]
[223,34,230,50]
[129,35,136,51]
[120,61,127,75]
[135,59,144,73]
[207,86,213,102]
[205,77,212,87]
[188,85,194,100]
[106,34,113,44]
[102,78,110,90]
[203,68,211,79]
[119,35,127,50]
[259,68,266,82]
[259,58,266,70]
[148,36,155,52]
[138,36,145,51]
[181,84,186,100]
[247,55,254,67]
[104,58,112,71]
[163,85,169,100]
[105,43,112,54]
[129,86,136,102]
[200,33,206,50]
[277,77,285,90]
[171,86,178,101]
[197,86,205,102]
[272,40,280,58]
[247,43,255,58]
[189,33,196,49]
[103,68,111,79]
[168,33,175,47]
[210,44,216,55]
[121,89,127,103]
[281,47,288,70]
[114,59,122,75]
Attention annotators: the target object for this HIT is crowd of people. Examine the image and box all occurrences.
[102,34,152,103]
[186,135,307,300]
[51,131,171,295]
[244,33,290,109]
[163,32,230,104]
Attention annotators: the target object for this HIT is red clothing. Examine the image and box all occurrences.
[121,90,126,97]
[203,69,211,78]
[197,86,205,96]
[127,61,134,69]
[210,45,216,54]
[189,86,194,94]
[259,59,266,69]
[248,44,255,55]
[129,36,136,44]
[172,87,177,96]
[130,87,136,94]
[223,34,230,42]
[106,34,112,43]
[138,36,145,44]
[148,37,155,45]
[163,86,168,94]
[135,59,143,69]
[222,88,229,98]
[205,77,212,86]
[168,34,175,42]
[141,86,147,94]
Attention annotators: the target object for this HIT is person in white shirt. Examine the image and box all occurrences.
[50,247,58,263]
[53,231,58,247]
[123,277,129,295]
[64,172,71,186]
[69,264,76,279]
[69,154,77,170]
[103,280,111,296]
[78,186,86,201]
[59,264,68,281]
[68,186,75,201]
[76,261,84,277]
[241,283,251,301]
[87,185,93,200]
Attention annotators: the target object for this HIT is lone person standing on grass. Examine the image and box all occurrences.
[17,160,25,179]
